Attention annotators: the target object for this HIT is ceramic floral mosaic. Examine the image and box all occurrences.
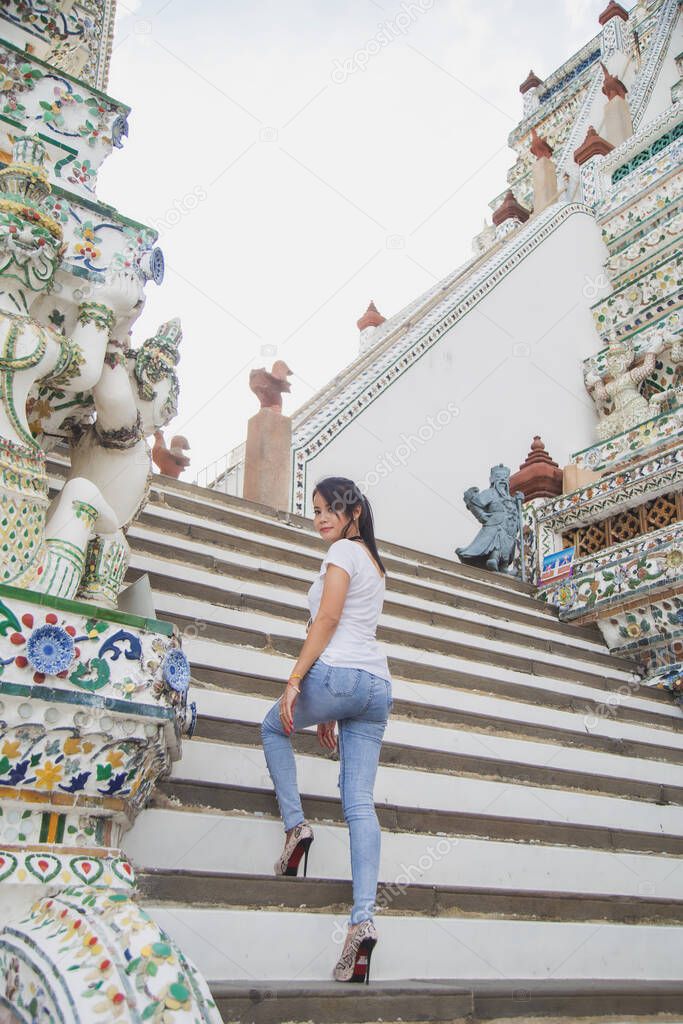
[0,885,220,1022]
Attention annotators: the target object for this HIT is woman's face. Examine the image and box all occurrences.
[312,491,357,542]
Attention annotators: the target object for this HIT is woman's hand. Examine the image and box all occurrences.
[279,683,298,735]
[317,720,337,751]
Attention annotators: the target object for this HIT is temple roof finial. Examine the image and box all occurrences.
[598,1,629,25]
[574,125,614,165]
[600,61,628,100]
[492,190,530,227]
[530,127,553,159]
[519,70,543,94]
[357,300,386,331]
[509,436,563,500]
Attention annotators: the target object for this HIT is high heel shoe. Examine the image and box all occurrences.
[333,920,378,984]
[274,822,314,877]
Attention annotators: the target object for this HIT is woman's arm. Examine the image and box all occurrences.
[279,564,350,734]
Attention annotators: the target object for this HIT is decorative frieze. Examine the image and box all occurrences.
[542,524,682,619]
[41,189,161,283]
[611,119,683,184]
[567,520,683,577]
[535,442,683,532]
[590,254,681,343]
[604,208,682,282]
[563,489,681,556]
[0,847,135,888]
[599,165,682,247]
[598,131,682,224]
[571,405,683,472]
[1,1,118,92]
[0,39,129,199]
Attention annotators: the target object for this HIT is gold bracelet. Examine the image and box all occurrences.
[290,672,303,679]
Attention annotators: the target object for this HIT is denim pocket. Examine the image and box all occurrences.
[324,664,361,697]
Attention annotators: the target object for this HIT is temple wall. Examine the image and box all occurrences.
[299,210,607,558]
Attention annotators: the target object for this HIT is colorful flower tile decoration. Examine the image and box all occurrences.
[0,886,221,1023]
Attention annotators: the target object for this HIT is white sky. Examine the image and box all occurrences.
[101,0,612,480]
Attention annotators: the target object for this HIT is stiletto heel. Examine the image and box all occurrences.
[363,942,375,985]
[333,921,378,983]
[354,937,376,984]
[302,839,312,878]
[274,823,314,877]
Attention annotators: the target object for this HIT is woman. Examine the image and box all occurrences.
[261,476,392,984]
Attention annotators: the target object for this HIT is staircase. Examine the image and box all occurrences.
[48,462,683,1022]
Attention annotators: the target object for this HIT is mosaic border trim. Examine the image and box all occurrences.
[536,444,683,531]
[570,409,683,472]
[611,121,683,184]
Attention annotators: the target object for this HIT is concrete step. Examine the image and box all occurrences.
[190,714,683,806]
[141,481,542,600]
[47,452,546,611]
[186,684,683,787]
[150,597,638,703]
[153,779,683,857]
[190,667,683,762]
[138,868,683,924]
[124,807,683,900]
[206,979,683,1024]
[137,904,683,981]
[190,658,679,738]
[173,739,683,837]
[128,514,598,642]
[125,551,624,674]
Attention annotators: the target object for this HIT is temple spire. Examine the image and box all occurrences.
[598,1,629,25]
[357,300,386,332]
[509,436,563,500]
[492,190,530,227]
[600,61,628,100]
[519,70,542,94]
[574,125,614,165]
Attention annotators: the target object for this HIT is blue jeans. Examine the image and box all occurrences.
[261,658,392,925]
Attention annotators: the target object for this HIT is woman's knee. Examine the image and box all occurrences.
[261,702,284,739]
[342,798,377,824]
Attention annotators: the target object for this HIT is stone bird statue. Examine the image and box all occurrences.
[152,430,191,478]
[249,360,293,413]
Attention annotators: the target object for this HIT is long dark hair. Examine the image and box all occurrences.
[312,476,387,576]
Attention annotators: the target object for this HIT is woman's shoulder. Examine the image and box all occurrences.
[322,538,361,570]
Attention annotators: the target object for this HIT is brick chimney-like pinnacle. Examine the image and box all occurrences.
[598,1,629,26]
[492,190,530,227]
[509,436,563,500]
[600,61,628,100]
[530,127,553,159]
[574,125,614,165]
[519,70,543,94]
[357,300,386,331]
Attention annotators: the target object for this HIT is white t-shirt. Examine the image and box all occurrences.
[307,538,391,682]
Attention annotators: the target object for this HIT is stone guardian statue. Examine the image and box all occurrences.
[456,464,522,573]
